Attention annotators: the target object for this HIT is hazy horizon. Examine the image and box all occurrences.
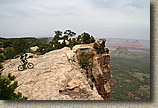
[0,0,150,40]
[0,35,150,41]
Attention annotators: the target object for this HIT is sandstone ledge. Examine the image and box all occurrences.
[2,39,110,100]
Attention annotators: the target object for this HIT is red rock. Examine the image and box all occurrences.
[76,38,111,100]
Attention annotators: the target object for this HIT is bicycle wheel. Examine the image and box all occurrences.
[27,62,34,69]
[18,65,24,71]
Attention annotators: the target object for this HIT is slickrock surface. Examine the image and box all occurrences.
[2,39,110,100]
[2,47,103,100]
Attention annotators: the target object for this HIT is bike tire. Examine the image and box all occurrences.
[27,62,34,69]
[18,65,24,71]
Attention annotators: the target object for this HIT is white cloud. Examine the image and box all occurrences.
[0,0,150,40]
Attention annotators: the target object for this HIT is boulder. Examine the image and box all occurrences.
[30,46,39,52]
[93,39,106,54]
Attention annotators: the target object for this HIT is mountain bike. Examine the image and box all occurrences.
[18,60,34,71]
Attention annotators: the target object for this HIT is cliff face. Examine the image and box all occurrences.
[2,39,110,100]
[75,39,111,100]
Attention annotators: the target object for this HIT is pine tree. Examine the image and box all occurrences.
[0,65,28,100]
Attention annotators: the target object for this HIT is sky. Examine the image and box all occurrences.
[0,0,150,40]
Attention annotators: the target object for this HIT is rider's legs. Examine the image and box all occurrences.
[22,60,26,68]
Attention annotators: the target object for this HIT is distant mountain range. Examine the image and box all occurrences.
[111,47,132,57]
[106,38,150,49]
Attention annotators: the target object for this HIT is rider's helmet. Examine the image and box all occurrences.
[24,54,28,57]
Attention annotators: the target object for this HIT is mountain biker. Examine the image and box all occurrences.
[20,54,28,68]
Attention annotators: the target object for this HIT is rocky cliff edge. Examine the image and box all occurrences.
[2,39,110,100]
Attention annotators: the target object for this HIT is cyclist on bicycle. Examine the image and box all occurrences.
[20,54,28,68]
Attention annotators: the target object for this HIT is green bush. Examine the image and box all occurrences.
[79,53,94,70]
[0,63,3,69]
[54,42,62,49]
[68,38,77,49]
[61,39,66,47]
[90,36,95,43]
[12,39,29,54]
[5,47,16,59]
[80,32,95,44]
[64,29,76,38]
[53,30,62,40]
[0,73,28,100]
[81,32,91,44]
[36,44,54,55]
[0,49,4,53]
[0,64,3,75]
[2,39,13,48]
[33,40,42,47]
[0,53,5,62]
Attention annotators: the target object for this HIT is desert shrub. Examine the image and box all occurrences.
[5,47,16,59]
[0,63,3,69]
[2,39,13,48]
[81,32,91,44]
[68,39,76,49]
[54,42,63,49]
[12,39,29,54]
[36,44,54,55]
[90,36,95,43]
[0,64,3,75]
[0,49,4,53]
[80,32,96,44]
[79,53,94,70]
[33,40,42,47]
[0,53,5,62]
[64,29,76,38]
[0,73,28,100]
[61,39,67,47]
[53,30,62,40]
